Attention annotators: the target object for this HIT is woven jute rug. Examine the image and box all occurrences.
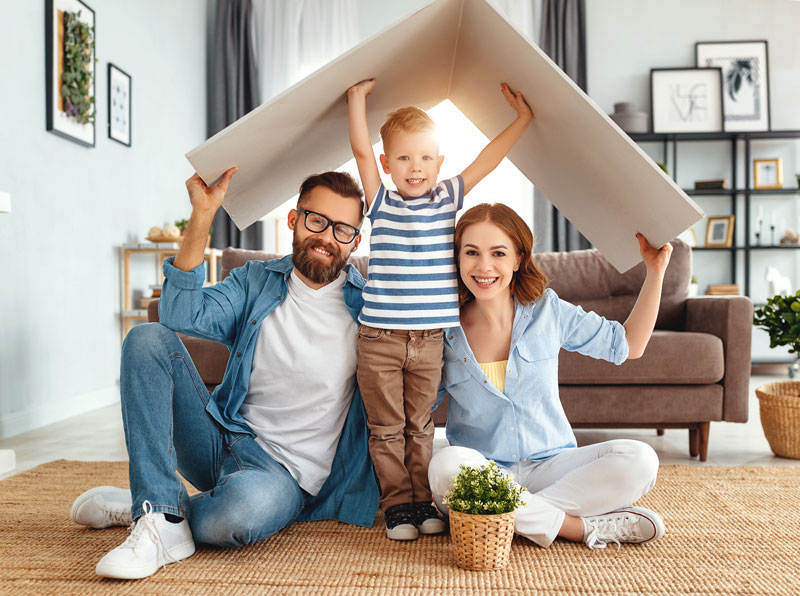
[1,461,798,595]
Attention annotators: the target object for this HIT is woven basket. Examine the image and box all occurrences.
[449,509,516,571]
[755,381,800,459]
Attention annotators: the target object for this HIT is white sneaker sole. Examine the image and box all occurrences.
[95,540,196,580]
[70,486,131,529]
[417,517,446,535]
[386,523,419,541]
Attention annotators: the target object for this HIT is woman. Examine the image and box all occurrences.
[429,203,673,550]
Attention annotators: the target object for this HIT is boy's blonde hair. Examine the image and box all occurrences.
[380,107,437,151]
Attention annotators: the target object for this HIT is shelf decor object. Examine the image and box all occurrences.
[753,158,783,189]
[696,40,770,132]
[45,0,96,147]
[705,215,735,248]
[650,68,724,134]
[107,63,131,146]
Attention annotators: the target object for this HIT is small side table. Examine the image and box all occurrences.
[119,243,219,339]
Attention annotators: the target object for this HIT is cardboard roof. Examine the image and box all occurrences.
[186,0,704,272]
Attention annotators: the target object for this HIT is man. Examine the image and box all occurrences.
[70,168,379,579]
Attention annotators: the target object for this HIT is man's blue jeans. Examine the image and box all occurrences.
[120,323,307,547]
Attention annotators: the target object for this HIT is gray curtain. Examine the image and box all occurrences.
[535,0,590,253]
[208,0,263,250]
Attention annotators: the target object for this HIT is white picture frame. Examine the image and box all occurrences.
[696,40,770,132]
[650,68,724,134]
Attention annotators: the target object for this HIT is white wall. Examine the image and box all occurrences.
[0,1,208,437]
[586,0,800,362]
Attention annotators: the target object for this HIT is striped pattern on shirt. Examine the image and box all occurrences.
[359,176,464,329]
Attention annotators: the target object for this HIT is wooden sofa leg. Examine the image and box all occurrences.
[689,428,699,457]
[698,422,710,462]
[656,429,664,436]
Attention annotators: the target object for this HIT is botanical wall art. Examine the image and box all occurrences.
[650,67,724,133]
[45,0,96,147]
[108,63,131,146]
[696,40,770,132]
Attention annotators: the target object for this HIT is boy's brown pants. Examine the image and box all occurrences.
[356,324,444,511]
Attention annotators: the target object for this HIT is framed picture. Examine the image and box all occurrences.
[753,158,783,190]
[696,40,770,132]
[650,68,724,133]
[45,0,96,147]
[705,215,735,248]
[108,63,132,146]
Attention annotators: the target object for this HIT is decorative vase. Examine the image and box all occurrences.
[449,509,516,571]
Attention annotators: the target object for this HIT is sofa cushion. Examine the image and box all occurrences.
[558,330,723,385]
[221,248,370,280]
[560,384,723,424]
[536,238,691,330]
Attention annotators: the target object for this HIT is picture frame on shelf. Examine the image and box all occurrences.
[45,0,96,147]
[108,63,132,146]
[705,215,735,248]
[650,68,724,134]
[753,158,783,190]
[695,40,770,132]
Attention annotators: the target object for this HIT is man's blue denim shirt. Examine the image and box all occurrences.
[158,255,379,527]
[439,289,629,467]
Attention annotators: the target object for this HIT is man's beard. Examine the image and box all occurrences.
[292,236,350,285]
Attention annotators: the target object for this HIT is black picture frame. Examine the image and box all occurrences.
[650,67,724,134]
[695,40,771,132]
[108,63,132,146]
[45,0,96,147]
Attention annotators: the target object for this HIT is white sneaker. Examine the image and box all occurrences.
[95,501,195,579]
[70,486,132,529]
[583,506,665,550]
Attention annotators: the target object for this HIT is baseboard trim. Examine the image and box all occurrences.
[0,386,120,440]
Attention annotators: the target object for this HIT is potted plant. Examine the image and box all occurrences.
[752,293,800,458]
[443,461,525,571]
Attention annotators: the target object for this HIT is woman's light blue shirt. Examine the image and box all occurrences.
[440,289,629,466]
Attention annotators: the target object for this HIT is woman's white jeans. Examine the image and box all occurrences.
[428,440,659,548]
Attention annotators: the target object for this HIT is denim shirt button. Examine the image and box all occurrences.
[236,352,242,357]
[251,320,257,325]
[277,295,283,300]
[449,335,453,340]
[463,357,467,362]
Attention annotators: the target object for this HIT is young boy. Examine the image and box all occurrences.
[346,78,532,540]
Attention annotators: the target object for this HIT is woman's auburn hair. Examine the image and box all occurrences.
[454,203,548,306]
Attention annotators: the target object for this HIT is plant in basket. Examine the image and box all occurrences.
[753,292,800,459]
[443,461,525,571]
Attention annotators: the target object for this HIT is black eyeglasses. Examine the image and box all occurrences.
[296,208,360,244]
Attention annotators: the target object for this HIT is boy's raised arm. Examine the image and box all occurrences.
[347,78,381,206]
[461,83,533,195]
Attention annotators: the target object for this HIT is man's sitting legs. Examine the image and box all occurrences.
[79,323,306,579]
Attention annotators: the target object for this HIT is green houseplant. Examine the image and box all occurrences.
[443,461,525,570]
[754,292,800,376]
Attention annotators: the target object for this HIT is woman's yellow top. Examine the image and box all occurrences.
[478,360,508,394]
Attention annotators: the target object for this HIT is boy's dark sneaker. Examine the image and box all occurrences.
[413,501,446,535]
[384,503,418,541]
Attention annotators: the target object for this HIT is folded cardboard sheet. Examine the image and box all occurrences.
[186,0,704,272]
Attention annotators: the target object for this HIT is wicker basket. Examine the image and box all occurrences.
[755,381,800,459]
[449,509,516,571]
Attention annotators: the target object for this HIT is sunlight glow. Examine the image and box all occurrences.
[265,100,534,254]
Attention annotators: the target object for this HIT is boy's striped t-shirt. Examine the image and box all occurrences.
[359,175,465,330]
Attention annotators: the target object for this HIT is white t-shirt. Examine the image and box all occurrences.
[240,269,358,495]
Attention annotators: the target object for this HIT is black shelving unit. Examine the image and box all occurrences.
[630,130,800,297]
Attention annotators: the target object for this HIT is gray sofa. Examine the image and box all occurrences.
[148,239,753,461]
